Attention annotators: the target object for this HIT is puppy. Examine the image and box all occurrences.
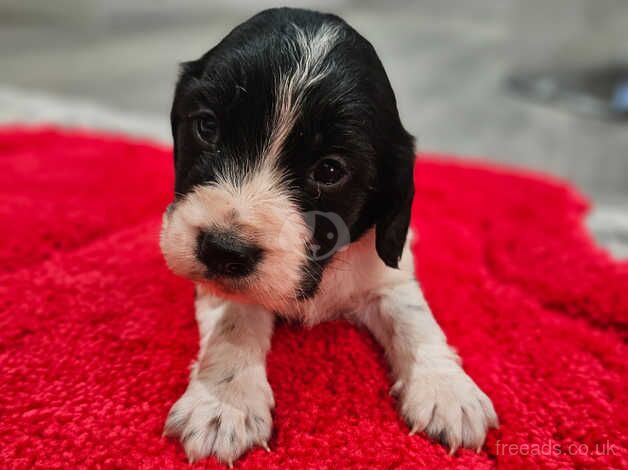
[160,7,497,465]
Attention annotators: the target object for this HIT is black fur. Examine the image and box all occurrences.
[170,7,415,293]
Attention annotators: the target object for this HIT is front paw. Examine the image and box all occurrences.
[395,363,498,453]
[164,377,273,465]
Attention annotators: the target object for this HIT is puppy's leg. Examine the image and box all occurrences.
[164,292,274,465]
[359,279,497,452]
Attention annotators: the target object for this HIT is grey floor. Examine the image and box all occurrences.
[1,0,628,256]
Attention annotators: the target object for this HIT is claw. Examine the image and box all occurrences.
[390,381,403,396]
[227,459,233,468]
[261,441,271,452]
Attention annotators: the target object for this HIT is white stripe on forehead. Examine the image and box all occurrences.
[205,23,341,196]
[264,22,342,165]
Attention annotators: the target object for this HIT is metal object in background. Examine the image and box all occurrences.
[508,64,628,121]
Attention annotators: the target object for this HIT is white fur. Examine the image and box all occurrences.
[160,161,310,312]
[266,23,342,166]
[164,229,498,463]
[356,240,498,451]
[162,23,497,465]
[164,298,274,465]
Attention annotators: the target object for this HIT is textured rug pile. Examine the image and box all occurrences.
[0,127,626,469]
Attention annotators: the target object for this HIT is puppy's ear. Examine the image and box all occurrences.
[375,138,416,268]
[170,59,206,197]
[171,60,200,162]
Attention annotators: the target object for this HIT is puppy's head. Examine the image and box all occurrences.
[160,8,415,311]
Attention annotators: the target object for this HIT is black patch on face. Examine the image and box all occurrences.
[170,7,416,296]
[297,257,328,300]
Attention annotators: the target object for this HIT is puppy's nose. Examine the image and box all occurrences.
[197,230,262,278]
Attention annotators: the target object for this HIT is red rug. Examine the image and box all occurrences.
[1,127,626,469]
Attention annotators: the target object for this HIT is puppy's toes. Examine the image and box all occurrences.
[164,380,273,464]
[401,364,497,453]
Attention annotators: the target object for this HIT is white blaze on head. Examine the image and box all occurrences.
[160,23,342,310]
[265,22,342,165]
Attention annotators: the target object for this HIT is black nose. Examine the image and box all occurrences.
[196,230,262,278]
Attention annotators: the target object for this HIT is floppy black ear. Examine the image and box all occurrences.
[170,60,206,196]
[375,139,416,268]
[171,60,201,165]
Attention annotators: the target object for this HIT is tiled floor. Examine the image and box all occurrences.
[1,0,627,256]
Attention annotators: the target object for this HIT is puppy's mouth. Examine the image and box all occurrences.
[199,277,249,302]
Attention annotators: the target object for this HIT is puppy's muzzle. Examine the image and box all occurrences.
[196,230,262,279]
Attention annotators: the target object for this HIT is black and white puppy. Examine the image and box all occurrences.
[160,7,497,465]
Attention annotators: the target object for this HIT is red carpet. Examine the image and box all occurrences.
[1,127,626,469]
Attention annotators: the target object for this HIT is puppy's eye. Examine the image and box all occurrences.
[311,157,348,186]
[193,112,218,145]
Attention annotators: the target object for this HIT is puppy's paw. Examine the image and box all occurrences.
[164,376,273,465]
[395,363,498,453]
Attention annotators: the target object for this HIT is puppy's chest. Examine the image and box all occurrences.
[282,249,392,323]
[281,280,369,324]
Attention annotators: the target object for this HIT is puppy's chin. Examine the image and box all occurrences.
[197,280,253,304]
[196,275,302,312]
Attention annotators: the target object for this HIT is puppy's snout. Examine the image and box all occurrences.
[196,230,262,278]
